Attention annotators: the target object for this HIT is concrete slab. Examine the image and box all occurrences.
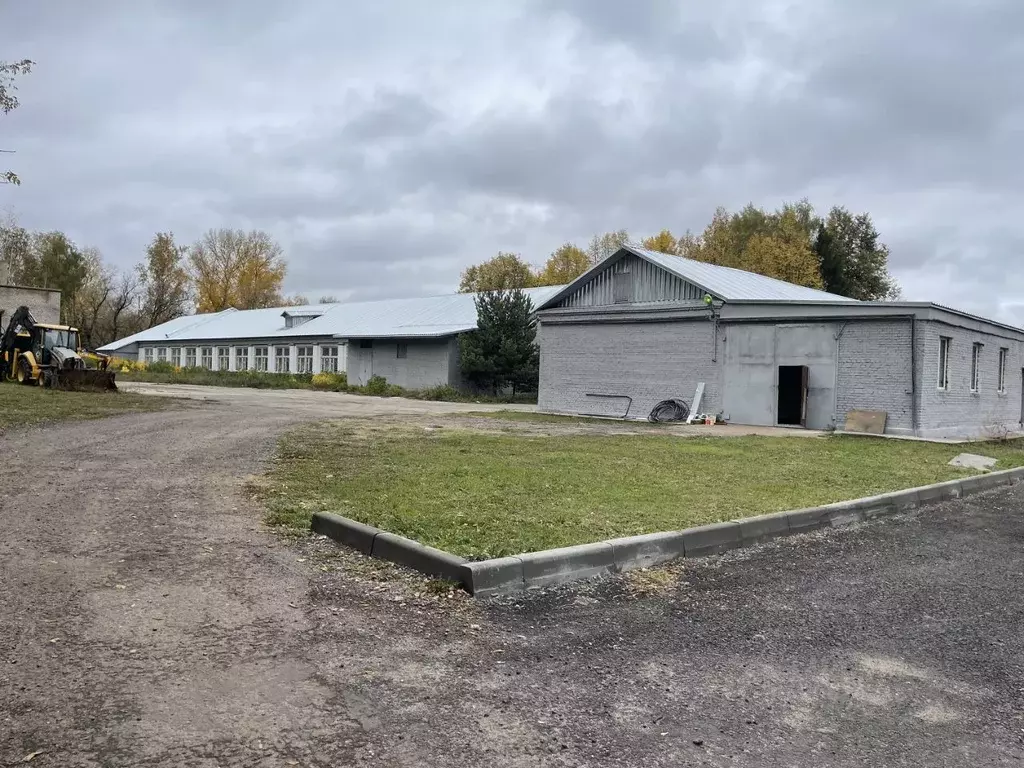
[737,512,790,544]
[948,452,998,471]
[519,542,616,589]
[460,557,525,597]
[607,531,686,571]
[681,521,742,558]
[371,532,467,583]
[311,512,380,555]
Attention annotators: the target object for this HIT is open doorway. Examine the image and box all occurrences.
[777,365,808,426]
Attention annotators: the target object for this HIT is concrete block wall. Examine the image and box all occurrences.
[345,339,454,389]
[0,284,61,332]
[916,321,1023,438]
[538,319,721,419]
[835,319,915,434]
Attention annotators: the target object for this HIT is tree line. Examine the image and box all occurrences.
[0,218,323,348]
[459,202,900,302]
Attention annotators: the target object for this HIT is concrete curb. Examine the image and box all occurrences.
[311,465,1024,597]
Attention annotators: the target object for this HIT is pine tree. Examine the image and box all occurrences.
[459,289,539,395]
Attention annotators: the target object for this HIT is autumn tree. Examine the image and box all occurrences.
[641,229,679,254]
[586,229,629,265]
[458,252,536,293]
[318,295,340,303]
[682,202,824,288]
[140,232,191,327]
[459,289,539,395]
[815,207,899,300]
[1,59,33,185]
[189,228,287,312]
[0,212,30,280]
[17,231,90,321]
[536,243,590,285]
[69,248,114,348]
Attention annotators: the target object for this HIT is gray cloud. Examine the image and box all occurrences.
[1,0,1023,324]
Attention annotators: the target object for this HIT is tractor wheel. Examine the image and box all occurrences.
[38,369,51,388]
[17,359,32,385]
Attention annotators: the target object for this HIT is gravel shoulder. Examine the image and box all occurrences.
[2,388,1022,767]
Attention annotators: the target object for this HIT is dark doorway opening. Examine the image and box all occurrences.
[777,365,808,426]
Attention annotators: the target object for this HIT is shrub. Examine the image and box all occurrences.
[364,374,389,395]
[311,372,348,391]
[415,384,462,401]
[146,360,176,373]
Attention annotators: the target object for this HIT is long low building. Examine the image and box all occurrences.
[97,286,563,390]
[535,244,1024,439]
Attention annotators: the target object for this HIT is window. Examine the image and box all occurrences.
[170,348,180,367]
[396,343,408,359]
[275,346,290,373]
[184,348,197,368]
[295,346,313,373]
[235,346,249,371]
[157,347,168,363]
[218,347,230,371]
[359,339,373,349]
[254,346,269,372]
[999,348,1008,393]
[144,347,154,363]
[321,345,339,373]
[937,337,951,390]
[201,347,213,369]
[970,343,982,392]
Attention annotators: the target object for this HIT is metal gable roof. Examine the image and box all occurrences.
[97,286,566,351]
[537,244,858,309]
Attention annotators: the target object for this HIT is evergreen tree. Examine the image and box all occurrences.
[459,289,539,395]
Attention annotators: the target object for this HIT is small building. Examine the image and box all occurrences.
[536,244,1024,439]
[0,280,62,334]
[97,286,564,391]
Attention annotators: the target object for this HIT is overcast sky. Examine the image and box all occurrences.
[2,0,1022,320]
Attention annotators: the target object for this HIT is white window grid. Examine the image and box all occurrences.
[201,347,213,369]
[275,346,290,373]
[321,345,338,373]
[185,348,197,367]
[254,346,269,372]
[235,347,249,371]
[297,346,313,374]
[937,337,951,390]
[970,343,982,392]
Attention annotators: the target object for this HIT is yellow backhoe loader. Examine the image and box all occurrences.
[0,306,117,391]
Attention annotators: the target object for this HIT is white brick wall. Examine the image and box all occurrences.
[916,321,1023,437]
[835,320,915,433]
[538,320,721,419]
[1,285,61,332]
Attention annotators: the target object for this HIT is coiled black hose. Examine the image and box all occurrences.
[648,398,690,423]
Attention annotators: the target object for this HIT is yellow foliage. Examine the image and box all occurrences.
[640,229,679,254]
[190,228,287,312]
[537,243,590,285]
[459,252,536,293]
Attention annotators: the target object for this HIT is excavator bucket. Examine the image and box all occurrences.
[51,368,118,392]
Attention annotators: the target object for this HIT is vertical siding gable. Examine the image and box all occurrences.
[555,254,708,308]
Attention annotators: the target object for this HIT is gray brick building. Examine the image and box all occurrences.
[536,244,1024,439]
[1,282,62,334]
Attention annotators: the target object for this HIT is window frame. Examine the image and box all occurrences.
[274,346,290,374]
[998,347,1008,394]
[184,347,197,368]
[217,347,230,371]
[200,347,213,369]
[970,342,982,393]
[157,347,168,363]
[321,345,338,373]
[254,346,269,372]
[296,345,313,374]
[396,343,408,359]
[144,347,154,364]
[937,336,951,391]
[235,346,249,371]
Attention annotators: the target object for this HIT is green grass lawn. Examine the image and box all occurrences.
[0,383,171,432]
[260,423,1024,559]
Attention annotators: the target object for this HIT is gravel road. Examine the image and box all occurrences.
[1,385,1022,766]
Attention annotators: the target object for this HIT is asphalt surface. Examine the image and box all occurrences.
[1,385,1022,766]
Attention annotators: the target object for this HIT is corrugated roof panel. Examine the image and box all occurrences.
[629,245,857,302]
[98,287,565,351]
